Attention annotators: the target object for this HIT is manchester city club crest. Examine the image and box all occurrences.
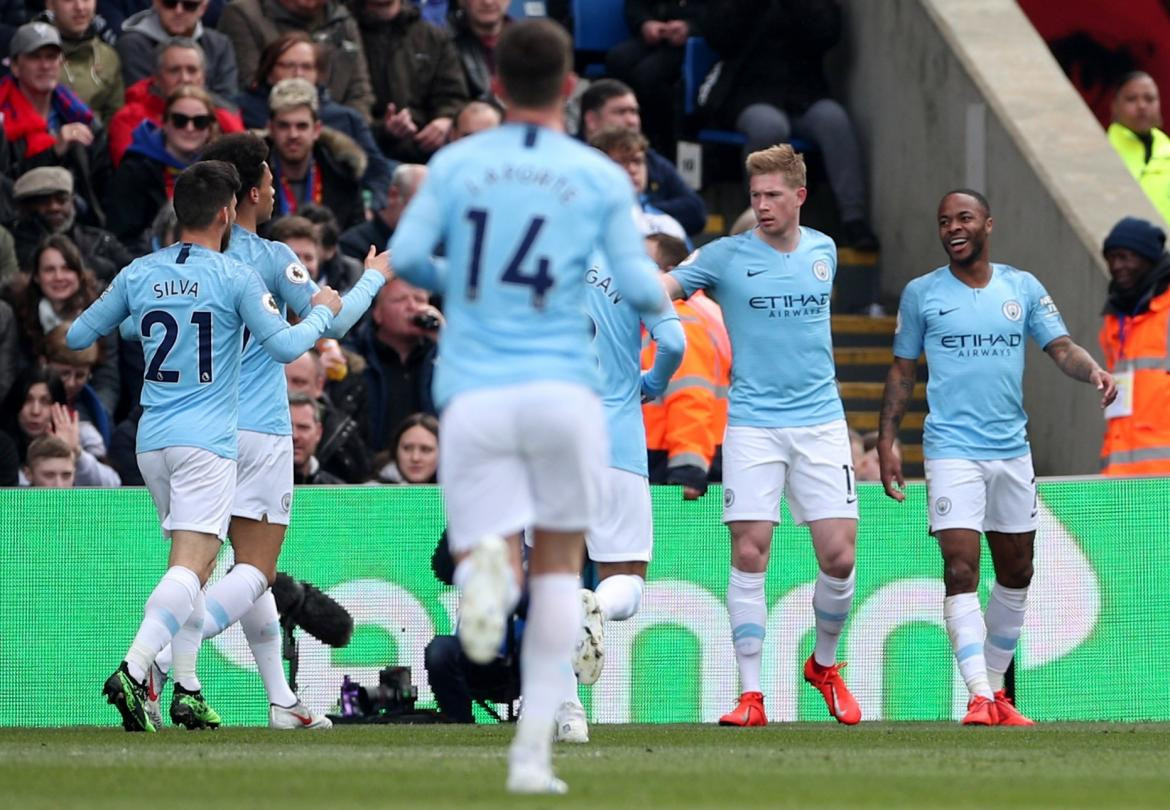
[1002,299,1022,321]
[812,259,831,281]
[281,492,292,513]
[723,488,735,508]
[285,262,309,284]
[934,497,952,516]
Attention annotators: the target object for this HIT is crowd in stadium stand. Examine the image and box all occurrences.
[0,0,1162,488]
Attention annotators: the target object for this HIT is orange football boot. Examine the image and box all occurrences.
[718,691,767,726]
[803,655,862,725]
[993,690,1035,726]
[961,695,998,725]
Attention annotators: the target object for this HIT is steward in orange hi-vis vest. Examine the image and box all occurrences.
[1099,217,1170,475]
[642,294,730,494]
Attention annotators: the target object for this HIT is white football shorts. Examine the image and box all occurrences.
[924,454,1038,534]
[138,446,236,540]
[232,430,294,525]
[440,381,607,555]
[721,420,858,525]
[587,466,654,563]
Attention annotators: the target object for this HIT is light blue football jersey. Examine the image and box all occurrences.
[668,227,843,427]
[892,263,1069,460]
[228,225,384,435]
[389,122,670,407]
[585,254,683,476]
[67,242,335,459]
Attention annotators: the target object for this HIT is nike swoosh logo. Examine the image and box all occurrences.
[939,307,959,316]
[292,712,314,726]
[747,269,767,277]
[740,707,752,724]
[147,671,158,701]
[846,497,857,504]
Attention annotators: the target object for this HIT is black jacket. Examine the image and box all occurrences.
[701,0,840,122]
[338,216,393,262]
[646,148,706,236]
[315,394,371,484]
[10,216,133,281]
[349,320,436,452]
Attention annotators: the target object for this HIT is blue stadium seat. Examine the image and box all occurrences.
[572,0,630,77]
[681,36,814,153]
[509,0,548,18]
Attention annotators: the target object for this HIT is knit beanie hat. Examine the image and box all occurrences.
[1103,216,1166,263]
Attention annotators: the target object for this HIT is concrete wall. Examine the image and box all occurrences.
[840,0,1160,474]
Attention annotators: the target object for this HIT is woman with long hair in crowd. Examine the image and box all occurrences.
[374,412,439,484]
[3,234,120,417]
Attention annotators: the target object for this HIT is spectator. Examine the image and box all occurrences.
[606,0,705,153]
[3,234,120,415]
[99,0,226,33]
[36,0,125,124]
[579,78,706,236]
[353,0,468,163]
[641,232,727,497]
[349,277,439,452]
[0,298,18,404]
[373,411,438,483]
[116,0,237,99]
[698,0,878,249]
[296,202,365,294]
[448,0,507,103]
[1107,72,1170,225]
[1,364,120,486]
[108,37,244,166]
[285,348,371,482]
[105,84,221,248]
[855,429,895,482]
[43,322,113,448]
[0,22,113,228]
[8,166,133,282]
[448,98,501,141]
[217,0,375,121]
[590,126,687,243]
[289,390,344,484]
[0,226,17,284]
[1099,216,1170,475]
[21,433,76,487]
[338,163,425,261]
[265,77,365,229]
[235,31,393,208]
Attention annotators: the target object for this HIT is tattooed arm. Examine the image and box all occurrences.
[1044,336,1118,408]
[878,357,919,501]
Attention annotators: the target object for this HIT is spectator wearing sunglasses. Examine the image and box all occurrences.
[108,36,243,165]
[116,0,238,100]
[104,85,220,249]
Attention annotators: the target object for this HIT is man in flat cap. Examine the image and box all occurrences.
[0,21,113,227]
[9,167,133,282]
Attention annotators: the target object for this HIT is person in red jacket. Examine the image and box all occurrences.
[108,36,243,166]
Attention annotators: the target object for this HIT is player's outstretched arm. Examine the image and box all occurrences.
[321,247,394,339]
[641,313,685,400]
[66,277,129,351]
[878,357,917,501]
[1044,336,1118,408]
[241,273,340,364]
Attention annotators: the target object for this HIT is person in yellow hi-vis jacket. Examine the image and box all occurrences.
[1108,72,1170,224]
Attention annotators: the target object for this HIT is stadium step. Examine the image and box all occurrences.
[833,315,927,478]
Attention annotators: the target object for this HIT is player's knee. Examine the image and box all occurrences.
[997,564,1033,589]
[818,547,855,579]
[943,559,979,592]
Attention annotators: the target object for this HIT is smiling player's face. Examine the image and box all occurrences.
[937,193,992,267]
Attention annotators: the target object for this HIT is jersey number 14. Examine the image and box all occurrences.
[465,208,554,308]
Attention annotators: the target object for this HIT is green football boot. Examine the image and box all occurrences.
[170,684,222,730]
[102,662,156,733]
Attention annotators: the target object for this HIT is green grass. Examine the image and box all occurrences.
[2,724,1168,809]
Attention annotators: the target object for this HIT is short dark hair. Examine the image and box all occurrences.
[201,133,270,203]
[580,78,634,118]
[296,203,340,249]
[495,19,572,108]
[940,188,991,216]
[288,390,323,423]
[267,214,318,245]
[645,233,690,270]
[173,161,241,230]
[588,126,647,156]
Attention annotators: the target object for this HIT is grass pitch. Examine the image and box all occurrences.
[2,723,1168,809]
